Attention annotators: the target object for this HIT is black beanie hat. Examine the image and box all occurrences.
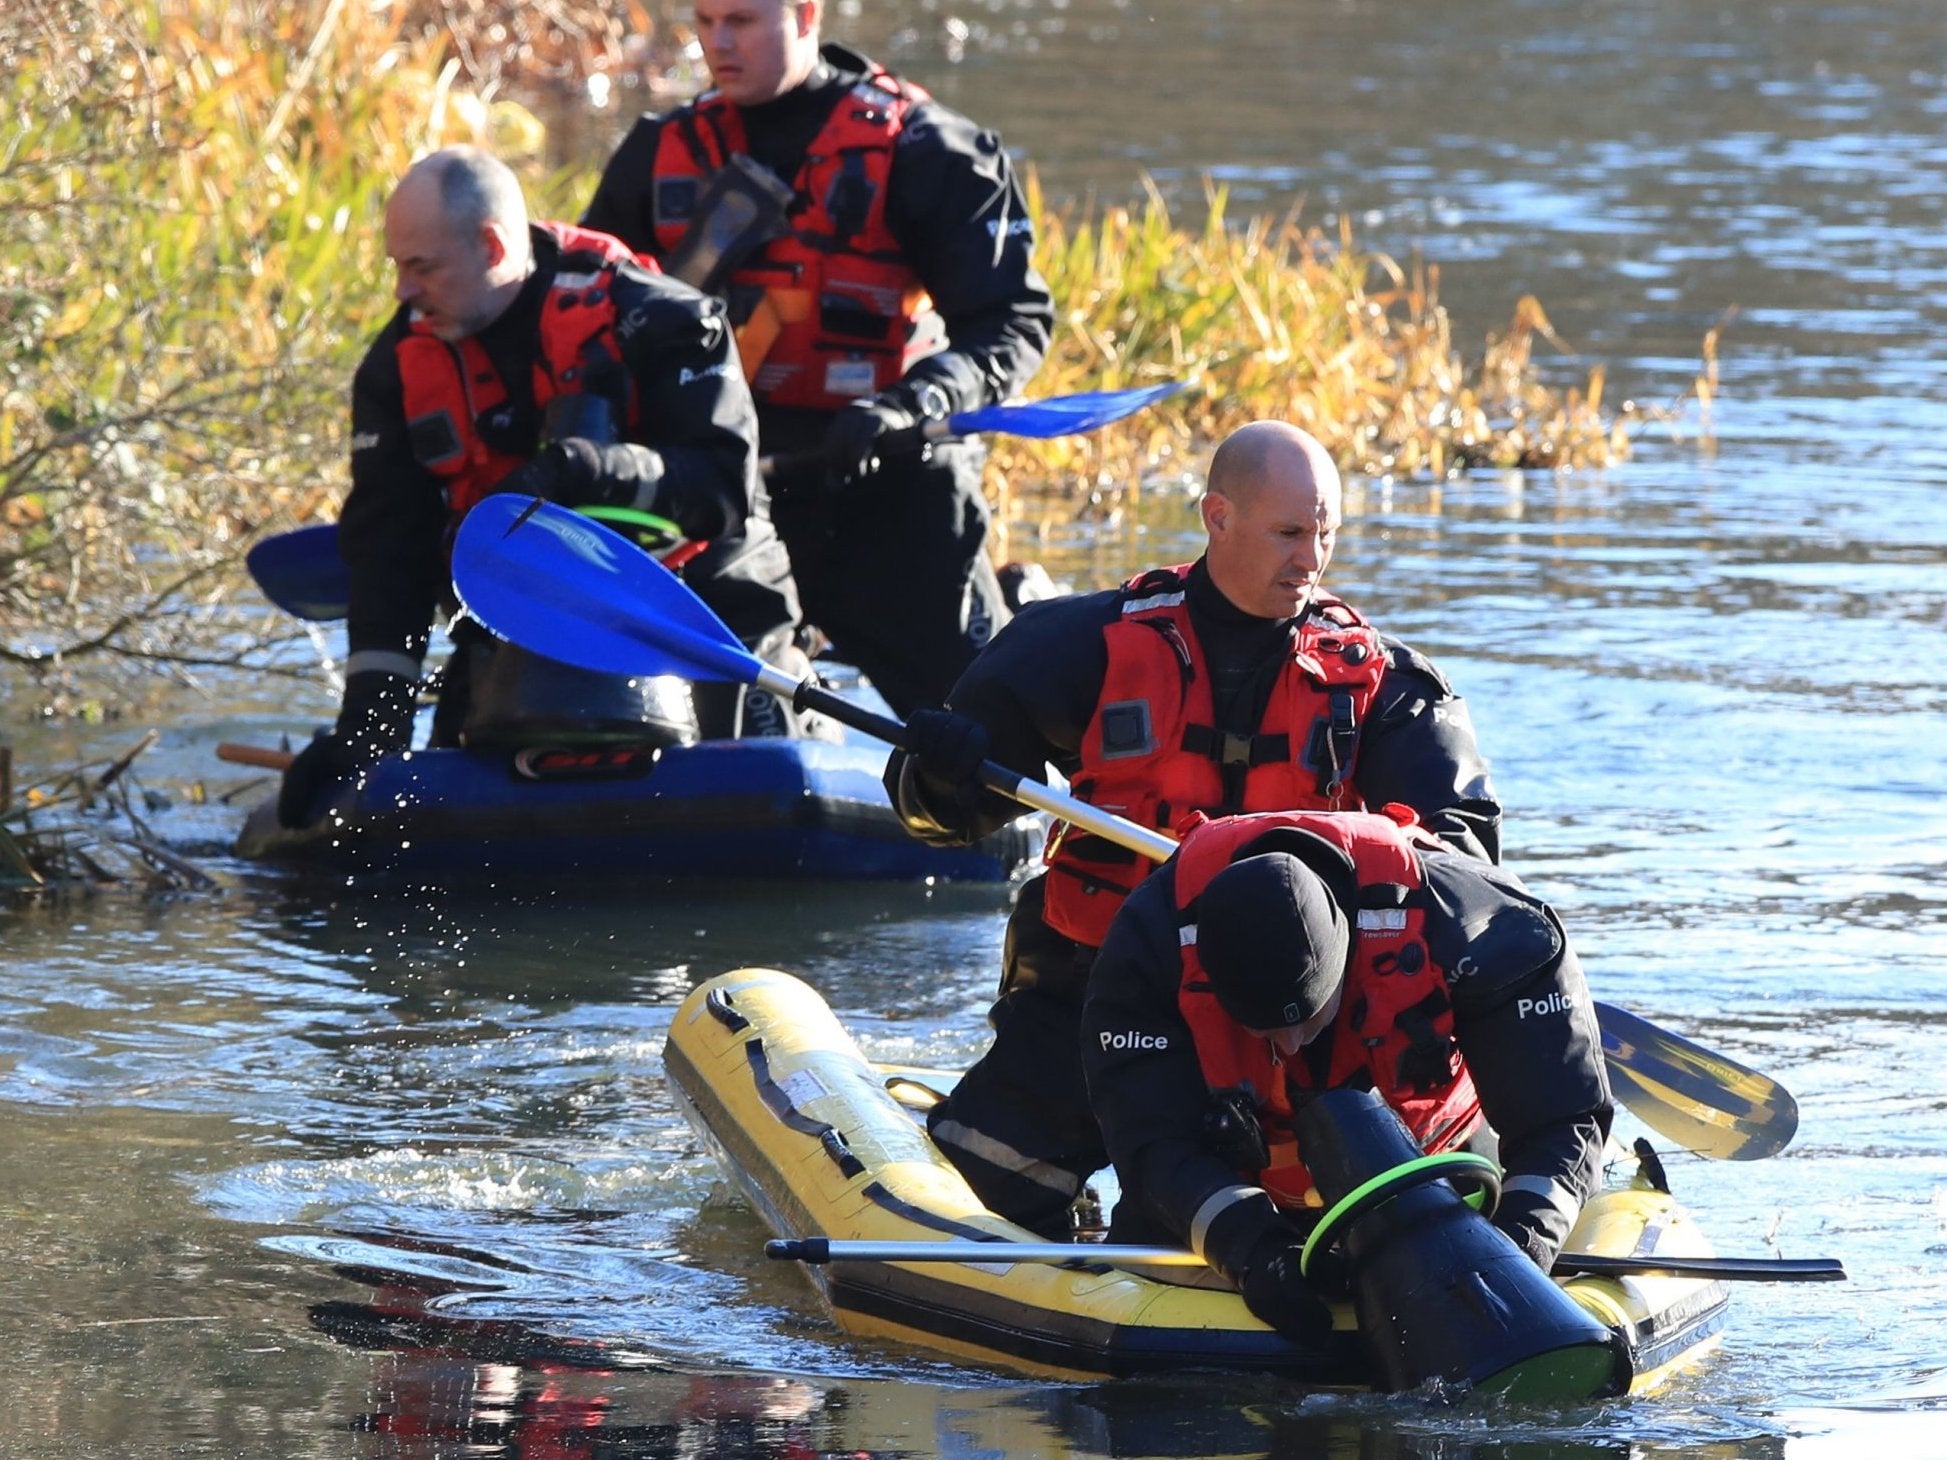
[1195,851,1350,1031]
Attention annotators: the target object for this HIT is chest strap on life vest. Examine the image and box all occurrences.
[1307,688,1362,797]
[1180,725,1294,768]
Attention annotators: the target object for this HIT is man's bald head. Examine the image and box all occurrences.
[1199,421,1344,620]
[385,147,534,341]
[1205,421,1340,510]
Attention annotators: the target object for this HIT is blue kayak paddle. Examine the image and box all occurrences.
[759,379,1187,475]
[450,495,1800,1163]
[247,384,1184,620]
[245,523,347,622]
[451,495,1167,850]
[941,381,1187,438]
[244,504,685,623]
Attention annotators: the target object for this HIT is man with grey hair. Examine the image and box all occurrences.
[278,145,802,828]
[881,420,1503,1235]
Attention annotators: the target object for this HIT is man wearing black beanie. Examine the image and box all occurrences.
[1080,809,1611,1346]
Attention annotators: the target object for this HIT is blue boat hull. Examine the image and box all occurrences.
[234,738,1039,883]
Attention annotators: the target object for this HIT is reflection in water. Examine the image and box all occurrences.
[312,1267,1795,1459]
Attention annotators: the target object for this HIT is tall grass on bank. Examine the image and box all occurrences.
[0,0,569,707]
[3,0,1655,717]
[990,178,1635,530]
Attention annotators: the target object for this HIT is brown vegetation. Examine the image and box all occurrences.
[2,0,1669,724]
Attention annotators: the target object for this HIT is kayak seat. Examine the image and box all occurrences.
[461,641,699,750]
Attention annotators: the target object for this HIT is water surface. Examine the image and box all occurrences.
[4,1,1946,1454]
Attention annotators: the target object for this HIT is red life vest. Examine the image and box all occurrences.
[1042,564,1389,946]
[1172,808,1482,1206]
[648,64,940,410]
[397,222,646,523]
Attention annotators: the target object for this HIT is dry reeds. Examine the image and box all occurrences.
[989,178,1635,524]
[0,0,606,702]
[2,0,1659,716]
[0,733,217,894]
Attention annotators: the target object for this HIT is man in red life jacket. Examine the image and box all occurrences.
[1080,810,1612,1342]
[579,0,1054,717]
[278,146,802,828]
[883,421,1503,1234]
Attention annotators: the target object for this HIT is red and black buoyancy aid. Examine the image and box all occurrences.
[648,62,940,410]
[397,222,646,523]
[1173,808,1482,1206]
[1041,564,1390,947]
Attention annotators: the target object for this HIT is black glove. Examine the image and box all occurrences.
[822,381,950,492]
[903,707,990,795]
[498,438,664,511]
[823,397,919,492]
[276,670,417,828]
[1302,1243,1352,1300]
[1237,1231,1336,1345]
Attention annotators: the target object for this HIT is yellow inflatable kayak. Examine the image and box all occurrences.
[664,967,1731,1390]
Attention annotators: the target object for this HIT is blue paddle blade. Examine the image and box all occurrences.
[946,380,1185,439]
[246,523,350,621]
[451,496,762,686]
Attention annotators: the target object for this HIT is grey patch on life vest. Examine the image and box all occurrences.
[1122,589,1184,615]
[1097,699,1154,759]
[654,177,699,227]
[407,409,463,468]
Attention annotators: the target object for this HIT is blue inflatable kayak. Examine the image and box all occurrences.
[233,736,1039,884]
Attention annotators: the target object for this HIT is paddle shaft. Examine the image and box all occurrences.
[766,1238,1844,1283]
[761,666,1177,860]
[217,742,296,771]
[766,661,1796,1158]
[759,418,948,479]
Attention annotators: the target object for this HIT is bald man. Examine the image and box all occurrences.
[279,146,804,829]
[882,420,1502,1236]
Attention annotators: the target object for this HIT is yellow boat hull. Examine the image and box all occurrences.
[665,967,1729,1387]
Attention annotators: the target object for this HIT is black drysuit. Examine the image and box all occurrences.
[581,45,1055,715]
[1082,839,1613,1276]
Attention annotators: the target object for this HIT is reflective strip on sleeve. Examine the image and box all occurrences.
[344,650,422,681]
[1501,1172,1581,1227]
[1189,1184,1267,1260]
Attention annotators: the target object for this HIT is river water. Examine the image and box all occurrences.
[4,1,1946,1455]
